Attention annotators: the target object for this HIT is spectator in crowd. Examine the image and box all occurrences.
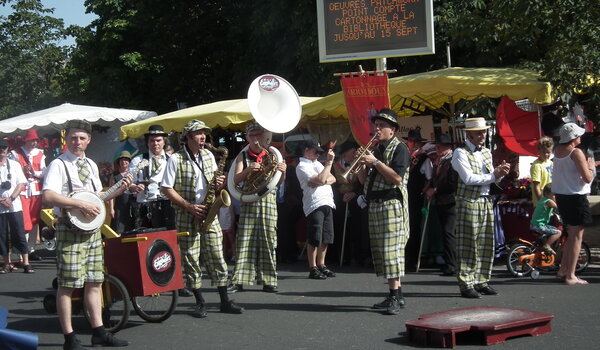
[332,138,369,266]
[276,155,303,264]
[296,140,337,280]
[357,108,410,315]
[108,151,135,233]
[1,139,32,274]
[530,136,554,206]
[451,117,510,298]
[9,129,46,261]
[552,123,594,285]
[405,128,428,272]
[530,184,561,254]
[424,134,458,276]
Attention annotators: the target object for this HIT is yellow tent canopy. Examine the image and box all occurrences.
[302,67,554,120]
[119,97,325,140]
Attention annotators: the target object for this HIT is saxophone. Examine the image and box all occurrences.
[196,144,231,231]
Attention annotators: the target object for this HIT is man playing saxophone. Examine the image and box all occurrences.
[228,122,286,293]
[161,119,243,318]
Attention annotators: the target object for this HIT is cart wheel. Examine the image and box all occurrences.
[506,244,533,277]
[132,291,178,323]
[43,294,57,314]
[84,274,130,333]
[530,270,540,279]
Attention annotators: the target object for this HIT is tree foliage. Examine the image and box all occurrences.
[2,0,599,123]
[0,0,72,119]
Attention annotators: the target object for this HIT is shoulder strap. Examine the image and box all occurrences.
[58,158,74,193]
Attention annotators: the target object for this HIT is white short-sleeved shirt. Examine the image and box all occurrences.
[161,149,215,204]
[295,157,335,216]
[130,151,168,202]
[43,150,102,216]
[0,159,27,214]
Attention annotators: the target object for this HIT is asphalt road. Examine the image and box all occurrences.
[2,250,600,350]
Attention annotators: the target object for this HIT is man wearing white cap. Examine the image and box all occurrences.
[161,119,243,318]
[451,117,510,298]
[552,122,594,285]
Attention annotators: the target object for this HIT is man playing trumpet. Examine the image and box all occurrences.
[356,108,410,316]
[229,122,285,293]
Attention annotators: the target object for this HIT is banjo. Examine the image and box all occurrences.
[65,159,149,233]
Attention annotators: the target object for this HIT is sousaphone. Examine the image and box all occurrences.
[227,74,301,202]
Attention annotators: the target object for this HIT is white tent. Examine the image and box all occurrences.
[0,103,156,163]
[0,103,156,134]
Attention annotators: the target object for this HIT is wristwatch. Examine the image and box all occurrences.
[372,160,380,168]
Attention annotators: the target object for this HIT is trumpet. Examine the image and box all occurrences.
[340,133,379,182]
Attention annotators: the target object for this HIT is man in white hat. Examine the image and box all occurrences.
[451,117,510,298]
[128,124,175,231]
[161,119,243,318]
[228,121,286,293]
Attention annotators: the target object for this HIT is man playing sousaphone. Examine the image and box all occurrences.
[43,120,132,349]
[161,119,243,318]
[228,121,286,293]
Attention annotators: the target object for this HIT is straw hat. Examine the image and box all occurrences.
[463,117,490,131]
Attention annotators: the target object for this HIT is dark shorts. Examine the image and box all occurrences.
[555,194,592,227]
[306,206,334,246]
[0,211,28,255]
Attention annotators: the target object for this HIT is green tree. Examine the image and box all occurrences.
[0,0,72,120]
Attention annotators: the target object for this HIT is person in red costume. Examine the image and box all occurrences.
[10,130,46,261]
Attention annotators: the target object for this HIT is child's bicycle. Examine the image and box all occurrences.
[505,230,591,279]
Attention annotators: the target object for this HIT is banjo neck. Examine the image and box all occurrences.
[100,158,149,201]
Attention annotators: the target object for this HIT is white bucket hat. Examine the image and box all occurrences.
[463,117,490,131]
[558,123,585,143]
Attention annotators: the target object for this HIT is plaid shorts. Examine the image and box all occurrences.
[368,198,408,279]
[56,223,104,288]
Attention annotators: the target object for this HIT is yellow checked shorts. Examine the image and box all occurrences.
[56,223,104,288]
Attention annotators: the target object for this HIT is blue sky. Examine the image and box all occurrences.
[1,0,97,46]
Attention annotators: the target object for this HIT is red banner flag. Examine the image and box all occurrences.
[340,73,390,146]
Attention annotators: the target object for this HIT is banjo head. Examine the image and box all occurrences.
[68,191,106,232]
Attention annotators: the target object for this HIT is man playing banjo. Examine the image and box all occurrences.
[43,120,132,349]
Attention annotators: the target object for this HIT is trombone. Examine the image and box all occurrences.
[340,133,379,182]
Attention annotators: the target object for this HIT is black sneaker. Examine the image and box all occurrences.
[373,296,406,309]
[63,337,85,350]
[220,300,244,314]
[385,296,402,315]
[91,332,129,347]
[262,285,278,293]
[191,303,208,318]
[318,265,336,277]
[308,268,327,280]
[227,284,243,294]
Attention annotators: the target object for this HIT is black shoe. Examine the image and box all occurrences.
[373,296,405,310]
[227,284,243,294]
[191,303,207,318]
[29,251,43,261]
[318,265,336,277]
[308,268,327,280]
[441,266,456,276]
[262,285,278,293]
[475,285,498,295]
[63,337,85,350]
[220,300,244,314]
[460,288,481,299]
[178,288,193,297]
[385,296,403,315]
[91,332,129,347]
